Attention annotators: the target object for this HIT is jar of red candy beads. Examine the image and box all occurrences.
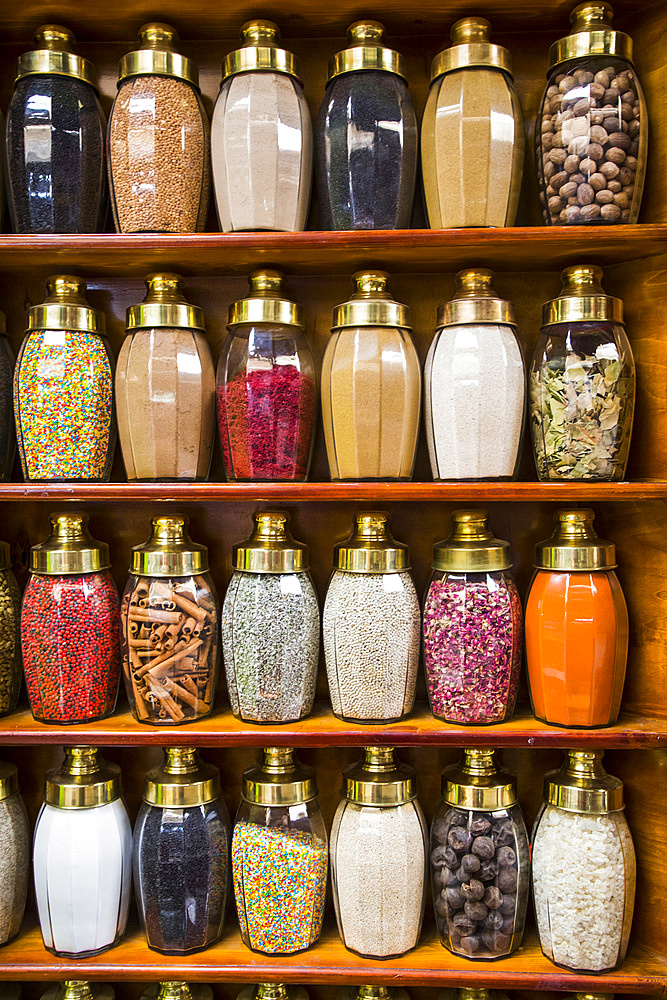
[21,513,121,724]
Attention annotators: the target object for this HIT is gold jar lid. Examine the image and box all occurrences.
[0,541,11,571]
[143,748,221,807]
[118,23,199,87]
[45,747,122,809]
[334,512,409,573]
[241,747,317,806]
[16,25,99,89]
[573,995,615,1000]
[431,18,512,82]
[153,988,196,1000]
[30,513,111,575]
[549,2,633,69]
[332,271,411,330]
[127,274,205,332]
[232,511,308,574]
[457,992,493,1000]
[55,985,101,1000]
[544,750,624,813]
[436,269,515,328]
[254,989,291,1000]
[327,21,406,83]
[353,991,397,1000]
[131,515,209,577]
[0,761,19,802]
[222,21,301,83]
[26,275,105,335]
[543,265,623,326]
[228,270,304,329]
[442,748,518,810]
[343,746,417,807]
[535,508,616,571]
[432,510,511,573]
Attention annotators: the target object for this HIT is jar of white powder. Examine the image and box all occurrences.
[323,512,420,723]
[531,750,636,972]
[0,760,29,946]
[330,746,428,958]
[424,270,525,481]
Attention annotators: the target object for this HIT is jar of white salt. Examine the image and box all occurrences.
[531,750,636,973]
[0,760,29,946]
[330,746,428,958]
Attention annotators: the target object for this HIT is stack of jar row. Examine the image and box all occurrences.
[0,745,636,975]
[1,4,648,234]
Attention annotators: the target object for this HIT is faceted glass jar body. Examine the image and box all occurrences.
[537,57,647,225]
[0,566,23,718]
[0,334,15,482]
[531,802,636,971]
[330,797,428,958]
[423,569,523,724]
[22,569,121,724]
[323,568,420,723]
[108,75,210,233]
[0,788,30,945]
[216,322,316,481]
[14,327,115,482]
[222,568,319,723]
[116,325,216,481]
[431,800,529,958]
[529,318,635,480]
[120,571,220,725]
[6,74,106,234]
[232,797,327,954]
[316,70,417,230]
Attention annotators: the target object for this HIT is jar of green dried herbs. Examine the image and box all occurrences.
[0,542,21,717]
[529,265,635,481]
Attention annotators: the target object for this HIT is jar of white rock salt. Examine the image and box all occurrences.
[532,750,636,973]
[330,746,428,958]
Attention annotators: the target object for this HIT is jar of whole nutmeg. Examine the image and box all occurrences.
[536,2,648,226]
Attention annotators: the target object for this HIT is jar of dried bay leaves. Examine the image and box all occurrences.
[529,265,635,481]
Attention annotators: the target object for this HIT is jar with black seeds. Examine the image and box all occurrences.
[0,541,22,719]
[0,761,30,946]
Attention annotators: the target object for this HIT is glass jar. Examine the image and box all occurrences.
[322,271,421,480]
[423,511,522,725]
[315,22,417,230]
[526,509,628,727]
[216,271,316,481]
[232,747,327,954]
[116,274,215,482]
[223,512,319,724]
[532,751,635,972]
[331,747,427,958]
[323,512,420,724]
[0,542,22,718]
[33,747,132,958]
[431,749,530,959]
[425,271,525,480]
[133,748,231,954]
[108,23,210,234]
[0,761,29,945]
[239,988,307,1000]
[212,21,312,232]
[0,312,16,483]
[141,986,211,1000]
[22,514,121,725]
[6,26,106,234]
[120,516,220,726]
[536,3,647,226]
[14,276,115,482]
[41,986,114,1000]
[422,19,523,228]
[530,266,635,481]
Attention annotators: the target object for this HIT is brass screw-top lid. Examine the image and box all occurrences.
[431,17,512,82]
[332,271,411,331]
[222,21,301,84]
[549,2,633,69]
[118,23,199,87]
[327,21,407,83]
[534,508,617,571]
[457,992,492,1000]
[354,990,394,1000]
[442,748,518,810]
[16,25,99,89]
[58,985,98,1000]
[228,270,304,329]
[232,511,309,574]
[333,512,410,574]
[44,747,122,809]
[343,746,417,807]
[26,275,105,336]
[143,747,221,807]
[126,274,205,332]
[155,986,195,1000]
[255,989,289,1000]
[130,515,209,577]
[0,761,19,802]
[574,994,615,1000]
[0,541,11,572]
[30,512,111,576]
[432,510,512,573]
[542,265,623,326]
[544,750,624,813]
[436,269,515,328]
[241,747,318,806]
